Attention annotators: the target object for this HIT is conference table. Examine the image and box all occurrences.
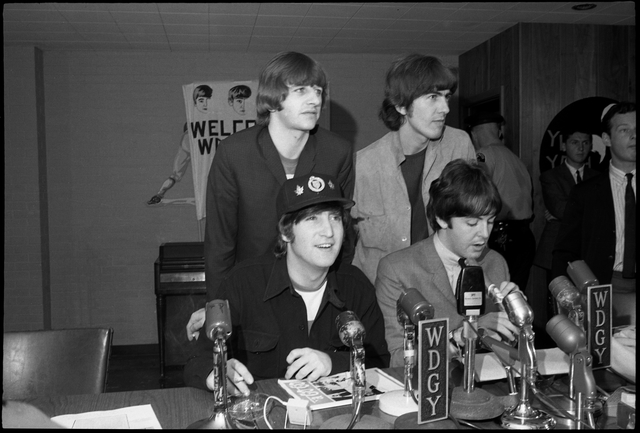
[20,368,626,429]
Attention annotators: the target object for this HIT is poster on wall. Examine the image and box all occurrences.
[183,81,257,221]
[146,80,257,222]
[538,96,617,175]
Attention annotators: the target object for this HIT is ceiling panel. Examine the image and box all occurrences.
[2,2,634,55]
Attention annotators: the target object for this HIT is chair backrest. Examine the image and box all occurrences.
[3,328,113,400]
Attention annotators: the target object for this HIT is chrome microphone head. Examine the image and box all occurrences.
[398,288,434,325]
[566,260,599,292]
[545,314,585,355]
[205,299,232,341]
[549,275,581,310]
[503,291,533,328]
[336,311,366,348]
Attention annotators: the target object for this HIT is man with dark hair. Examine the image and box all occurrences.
[465,112,535,295]
[204,51,354,301]
[375,159,522,367]
[535,125,599,284]
[351,54,475,284]
[184,173,389,392]
[552,101,636,327]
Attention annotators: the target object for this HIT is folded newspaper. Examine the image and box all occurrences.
[278,367,403,410]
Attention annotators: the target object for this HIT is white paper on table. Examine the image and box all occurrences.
[475,347,571,382]
[51,404,162,429]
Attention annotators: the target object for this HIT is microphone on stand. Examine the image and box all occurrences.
[188,299,237,429]
[320,311,392,429]
[549,276,585,330]
[566,260,600,293]
[546,315,600,429]
[379,288,433,417]
[500,291,556,430]
[449,264,506,421]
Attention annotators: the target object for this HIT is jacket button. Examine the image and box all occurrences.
[401,237,407,242]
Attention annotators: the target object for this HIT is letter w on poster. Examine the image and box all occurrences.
[183,81,257,220]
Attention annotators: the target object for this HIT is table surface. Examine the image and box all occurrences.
[19,368,624,429]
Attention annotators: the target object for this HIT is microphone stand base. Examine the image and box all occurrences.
[450,386,505,420]
[319,414,392,429]
[501,407,556,430]
[542,394,602,429]
[186,411,236,429]
[378,390,418,416]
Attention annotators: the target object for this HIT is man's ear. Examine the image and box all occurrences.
[395,105,407,116]
[602,132,611,147]
[435,216,449,230]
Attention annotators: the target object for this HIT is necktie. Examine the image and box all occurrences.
[576,170,582,184]
[623,173,635,278]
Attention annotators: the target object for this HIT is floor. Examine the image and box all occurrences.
[106,344,185,393]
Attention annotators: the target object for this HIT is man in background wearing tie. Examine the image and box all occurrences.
[535,126,600,287]
[552,102,636,327]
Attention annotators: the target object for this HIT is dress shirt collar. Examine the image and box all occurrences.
[263,255,345,309]
[609,162,636,185]
[565,160,585,180]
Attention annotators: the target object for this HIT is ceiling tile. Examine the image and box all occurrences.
[299,16,349,28]
[493,10,544,23]
[597,2,636,15]
[109,12,163,25]
[253,26,297,37]
[529,12,584,24]
[353,4,414,19]
[210,35,252,45]
[342,17,393,30]
[257,3,312,16]
[104,4,160,13]
[575,14,634,25]
[294,27,340,38]
[306,3,361,18]
[334,28,384,39]
[508,2,569,12]
[254,15,303,27]
[117,24,166,35]
[449,9,505,22]
[58,10,115,23]
[164,24,208,35]
[72,22,121,33]
[208,3,260,15]
[386,20,435,32]
[399,8,457,21]
[4,9,68,22]
[157,3,209,13]
[160,13,209,26]
[209,14,256,26]
[82,32,128,42]
[167,33,209,44]
[209,26,253,37]
[124,33,169,43]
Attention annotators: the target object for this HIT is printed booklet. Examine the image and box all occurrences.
[277,367,403,411]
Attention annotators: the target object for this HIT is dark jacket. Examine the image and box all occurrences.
[205,124,354,299]
[551,172,616,284]
[535,163,599,270]
[184,254,390,389]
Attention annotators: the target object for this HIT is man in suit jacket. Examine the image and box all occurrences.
[535,127,599,283]
[552,102,636,327]
[205,51,354,301]
[187,52,354,340]
[375,159,522,367]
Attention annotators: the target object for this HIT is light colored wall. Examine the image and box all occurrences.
[4,49,459,345]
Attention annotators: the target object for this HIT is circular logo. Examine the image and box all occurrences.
[539,96,617,175]
[308,176,325,193]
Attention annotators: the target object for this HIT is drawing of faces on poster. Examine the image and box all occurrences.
[183,81,257,220]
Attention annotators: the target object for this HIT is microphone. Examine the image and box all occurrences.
[398,288,434,325]
[321,312,392,429]
[336,310,366,349]
[566,260,599,292]
[205,299,232,341]
[546,314,598,429]
[188,299,236,429]
[500,291,556,429]
[549,276,582,312]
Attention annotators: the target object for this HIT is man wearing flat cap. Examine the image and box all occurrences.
[183,173,389,393]
[465,112,536,298]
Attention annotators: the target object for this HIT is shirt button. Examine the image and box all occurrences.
[402,237,408,242]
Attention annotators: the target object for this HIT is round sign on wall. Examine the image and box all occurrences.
[539,96,618,175]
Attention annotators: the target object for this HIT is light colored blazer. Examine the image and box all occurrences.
[351,127,475,284]
[375,235,510,368]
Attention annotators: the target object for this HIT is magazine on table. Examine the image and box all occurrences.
[277,367,403,411]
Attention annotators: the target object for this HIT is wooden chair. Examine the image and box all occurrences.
[3,328,113,400]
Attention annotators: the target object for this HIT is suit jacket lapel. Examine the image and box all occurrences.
[258,127,287,185]
[423,238,457,305]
